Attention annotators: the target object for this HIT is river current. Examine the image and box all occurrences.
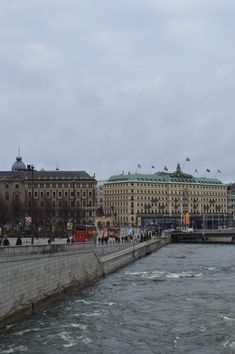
[1,244,235,354]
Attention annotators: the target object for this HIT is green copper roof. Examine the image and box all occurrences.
[106,171,224,186]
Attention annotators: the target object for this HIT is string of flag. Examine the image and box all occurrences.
[134,160,222,176]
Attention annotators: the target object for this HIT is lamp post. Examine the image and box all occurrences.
[27,164,35,244]
[72,180,76,237]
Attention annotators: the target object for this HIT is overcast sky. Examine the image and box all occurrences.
[1,0,235,182]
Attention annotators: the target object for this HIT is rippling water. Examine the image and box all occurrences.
[1,244,235,354]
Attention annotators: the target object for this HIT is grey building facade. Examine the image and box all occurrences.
[0,155,97,234]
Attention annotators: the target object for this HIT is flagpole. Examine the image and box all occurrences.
[135,164,141,174]
[182,158,190,172]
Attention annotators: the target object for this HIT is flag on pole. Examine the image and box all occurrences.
[195,168,198,173]
[137,164,141,168]
[186,157,190,162]
[183,212,190,225]
[206,169,211,173]
[217,169,222,173]
[164,166,168,171]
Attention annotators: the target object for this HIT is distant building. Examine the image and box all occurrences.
[96,180,106,214]
[0,154,97,233]
[103,163,228,229]
[227,183,235,226]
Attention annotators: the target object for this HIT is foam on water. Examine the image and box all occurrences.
[58,331,77,348]
[173,335,180,348]
[5,325,14,330]
[14,328,41,336]
[1,346,28,353]
[63,323,88,331]
[79,335,92,344]
[142,271,165,279]
[223,336,235,349]
[70,323,88,330]
[219,314,235,322]
[81,310,109,317]
[75,299,93,305]
[125,271,149,275]
[201,266,215,271]
[125,270,202,279]
[199,326,206,332]
[46,331,93,348]
[165,273,181,278]
[104,302,115,306]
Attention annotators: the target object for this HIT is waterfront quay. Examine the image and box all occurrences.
[1,228,234,329]
[0,236,170,327]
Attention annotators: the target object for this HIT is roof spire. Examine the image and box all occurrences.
[176,163,181,173]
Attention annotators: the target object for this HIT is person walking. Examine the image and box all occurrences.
[3,237,10,246]
[16,236,22,245]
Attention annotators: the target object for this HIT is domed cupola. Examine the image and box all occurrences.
[12,154,26,172]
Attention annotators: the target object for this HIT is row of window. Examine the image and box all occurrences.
[5,182,95,189]
[25,182,94,188]
[28,190,93,198]
[113,208,227,215]
[107,183,225,189]
[28,200,94,208]
[105,189,226,196]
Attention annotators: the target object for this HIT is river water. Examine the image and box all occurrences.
[1,244,235,354]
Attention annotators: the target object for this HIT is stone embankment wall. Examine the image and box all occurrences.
[0,237,170,326]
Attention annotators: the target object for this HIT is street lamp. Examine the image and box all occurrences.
[27,164,35,244]
[72,180,76,237]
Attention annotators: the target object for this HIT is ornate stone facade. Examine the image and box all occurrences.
[0,155,97,233]
[104,165,228,228]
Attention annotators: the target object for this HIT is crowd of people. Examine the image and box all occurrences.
[96,225,162,246]
[0,224,163,247]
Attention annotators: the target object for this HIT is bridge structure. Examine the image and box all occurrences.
[170,229,235,244]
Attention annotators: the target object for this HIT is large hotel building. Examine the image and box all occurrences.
[103,164,228,229]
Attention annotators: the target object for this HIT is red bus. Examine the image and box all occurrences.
[73,224,97,243]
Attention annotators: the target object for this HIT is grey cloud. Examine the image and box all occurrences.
[0,0,235,182]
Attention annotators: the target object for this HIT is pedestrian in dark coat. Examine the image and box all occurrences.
[3,237,10,246]
[16,236,22,245]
